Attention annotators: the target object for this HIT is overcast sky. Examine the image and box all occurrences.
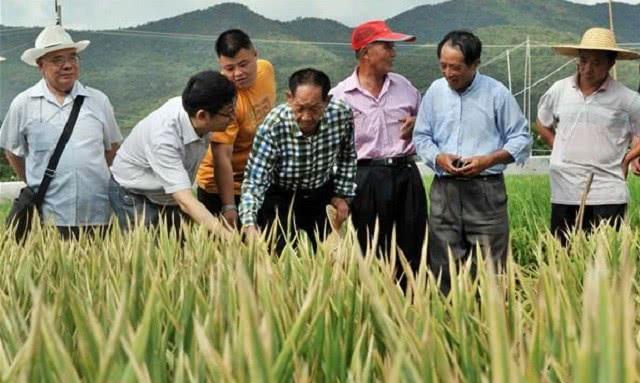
[2,0,639,30]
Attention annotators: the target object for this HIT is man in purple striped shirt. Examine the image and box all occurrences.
[331,20,427,276]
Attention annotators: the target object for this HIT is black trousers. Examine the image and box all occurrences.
[196,188,241,214]
[258,182,333,250]
[351,162,427,272]
[551,203,627,245]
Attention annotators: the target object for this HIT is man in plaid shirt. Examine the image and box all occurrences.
[239,68,357,245]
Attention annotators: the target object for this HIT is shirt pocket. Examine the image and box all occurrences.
[26,121,60,153]
[72,112,106,149]
[352,108,375,143]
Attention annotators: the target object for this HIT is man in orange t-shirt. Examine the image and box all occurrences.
[196,29,276,227]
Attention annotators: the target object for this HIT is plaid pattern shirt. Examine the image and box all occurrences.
[239,99,357,226]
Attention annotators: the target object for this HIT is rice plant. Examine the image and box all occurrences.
[0,176,639,382]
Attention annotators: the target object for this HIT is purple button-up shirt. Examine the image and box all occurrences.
[330,69,421,160]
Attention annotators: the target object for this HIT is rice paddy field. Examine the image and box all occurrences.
[2,175,640,382]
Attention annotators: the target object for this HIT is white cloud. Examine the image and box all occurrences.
[1,0,639,30]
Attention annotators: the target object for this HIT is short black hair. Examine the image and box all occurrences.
[288,68,331,100]
[215,29,254,58]
[182,70,236,117]
[437,30,482,66]
[605,50,617,62]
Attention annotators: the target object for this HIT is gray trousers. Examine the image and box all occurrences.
[428,174,509,294]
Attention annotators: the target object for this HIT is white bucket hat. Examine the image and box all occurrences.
[21,25,90,66]
[553,27,640,60]
[0,57,5,62]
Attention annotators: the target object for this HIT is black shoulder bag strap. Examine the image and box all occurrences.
[33,95,85,206]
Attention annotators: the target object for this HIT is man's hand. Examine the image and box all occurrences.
[458,155,493,177]
[631,157,640,176]
[399,116,416,139]
[435,153,463,175]
[242,224,260,239]
[221,207,238,229]
[330,197,350,229]
[172,189,230,235]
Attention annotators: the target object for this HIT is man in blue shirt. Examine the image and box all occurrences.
[413,30,531,294]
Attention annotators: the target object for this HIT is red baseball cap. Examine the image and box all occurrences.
[351,20,416,51]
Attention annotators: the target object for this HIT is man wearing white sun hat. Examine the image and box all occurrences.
[536,27,640,244]
[0,25,122,239]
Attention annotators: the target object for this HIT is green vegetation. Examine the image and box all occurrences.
[2,176,640,381]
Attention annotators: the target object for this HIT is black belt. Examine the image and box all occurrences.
[268,180,333,199]
[438,173,503,181]
[357,156,416,167]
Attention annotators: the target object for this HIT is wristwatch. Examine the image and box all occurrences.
[221,204,237,213]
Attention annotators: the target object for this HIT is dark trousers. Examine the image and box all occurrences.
[551,203,627,245]
[196,188,241,214]
[351,162,427,273]
[428,175,509,294]
[197,187,241,227]
[56,225,109,240]
[258,182,333,250]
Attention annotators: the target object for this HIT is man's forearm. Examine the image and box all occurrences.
[105,143,120,167]
[173,189,224,232]
[5,151,26,181]
[213,158,236,205]
[487,149,514,167]
[212,143,236,205]
[535,120,555,148]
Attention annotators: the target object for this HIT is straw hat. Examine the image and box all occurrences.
[552,27,640,60]
[21,25,90,66]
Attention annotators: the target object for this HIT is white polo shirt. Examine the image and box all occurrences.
[110,97,210,205]
[537,75,640,205]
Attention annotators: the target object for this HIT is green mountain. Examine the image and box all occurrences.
[388,0,640,43]
[0,0,639,136]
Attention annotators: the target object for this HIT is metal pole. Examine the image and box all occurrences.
[609,0,618,79]
[506,49,512,92]
[55,0,62,26]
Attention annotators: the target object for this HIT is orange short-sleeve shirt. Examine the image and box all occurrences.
[196,59,276,194]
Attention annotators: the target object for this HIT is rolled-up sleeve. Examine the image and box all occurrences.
[413,89,442,173]
[0,97,27,157]
[333,111,357,198]
[239,121,278,226]
[498,90,532,165]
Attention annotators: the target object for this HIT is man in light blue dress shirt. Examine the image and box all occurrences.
[413,30,531,294]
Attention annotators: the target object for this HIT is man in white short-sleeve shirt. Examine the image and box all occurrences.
[0,25,122,238]
[109,71,236,233]
[536,28,640,244]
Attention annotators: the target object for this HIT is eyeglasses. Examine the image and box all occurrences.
[45,55,80,66]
